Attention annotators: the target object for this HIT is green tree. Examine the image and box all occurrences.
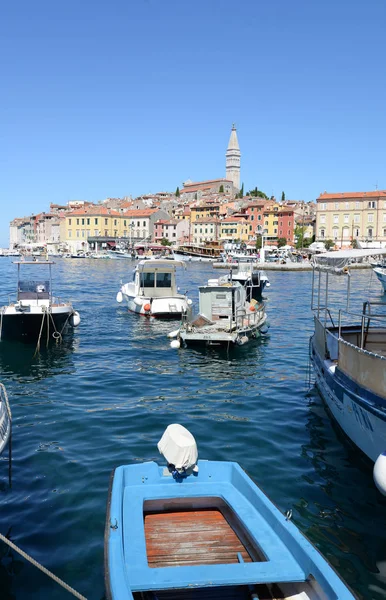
[239,183,244,198]
[324,239,334,250]
[281,191,285,202]
[160,238,172,246]
[255,236,263,250]
[277,237,287,247]
[219,185,224,193]
[175,187,180,197]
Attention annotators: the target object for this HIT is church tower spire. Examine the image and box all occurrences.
[225,123,241,191]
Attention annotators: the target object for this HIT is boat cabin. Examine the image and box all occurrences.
[134,260,184,298]
[198,281,246,323]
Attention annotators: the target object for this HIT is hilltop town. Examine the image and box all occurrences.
[8,126,386,254]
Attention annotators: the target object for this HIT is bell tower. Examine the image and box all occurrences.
[225,124,241,190]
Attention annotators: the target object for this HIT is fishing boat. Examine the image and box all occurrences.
[168,273,268,348]
[310,249,386,494]
[219,266,270,303]
[0,260,81,343]
[116,259,192,318]
[105,424,355,600]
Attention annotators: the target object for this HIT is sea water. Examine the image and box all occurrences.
[0,257,385,599]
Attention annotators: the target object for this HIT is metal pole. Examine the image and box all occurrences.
[324,272,329,326]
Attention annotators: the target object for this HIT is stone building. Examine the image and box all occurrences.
[226,124,241,190]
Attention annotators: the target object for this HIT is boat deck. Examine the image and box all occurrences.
[144,508,258,568]
[135,582,285,600]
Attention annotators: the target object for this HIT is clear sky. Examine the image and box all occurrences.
[1,0,385,246]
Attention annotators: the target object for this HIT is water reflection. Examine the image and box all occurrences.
[0,338,77,381]
[295,389,386,599]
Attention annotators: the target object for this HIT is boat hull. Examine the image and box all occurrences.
[0,309,75,342]
[123,293,189,319]
[179,315,268,346]
[310,335,386,462]
[373,267,386,292]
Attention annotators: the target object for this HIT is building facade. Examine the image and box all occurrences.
[316,190,386,247]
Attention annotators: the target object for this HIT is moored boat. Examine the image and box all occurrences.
[168,273,268,348]
[105,424,355,600]
[373,266,386,292]
[309,249,386,493]
[116,259,192,318]
[0,260,80,343]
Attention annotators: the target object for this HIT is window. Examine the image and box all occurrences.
[94,218,98,225]
[320,203,326,210]
[344,214,349,223]
[140,272,155,288]
[69,219,72,225]
[82,230,85,237]
[82,218,85,225]
[114,220,117,226]
[137,221,140,227]
[94,229,98,236]
[274,229,277,234]
[333,215,339,224]
[383,213,386,222]
[105,219,108,225]
[251,215,254,221]
[104,230,108,236]
[355,201,360,209]
[143,221,146,227]
[68,230,72,237]
[368,201,376,209]
[345,202,350,210]
[87,218,90,225]
[124,220,127,226]
[368,228,373,238]
[320,215,326,224]
[333,228,339,239]
[368,214,374,222]
[355,228,360,237]
[258,215,261,221]
[335,202,339,209]
[354,214,360,223]
[383,228,386,237]
[76,230,80,238]
[77,219,80,225]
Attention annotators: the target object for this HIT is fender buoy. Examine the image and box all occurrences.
[143,303,151,312]
[70,311,81,327]
[116,291,123,303]
[374,452,386,495]
[249,305,256,312]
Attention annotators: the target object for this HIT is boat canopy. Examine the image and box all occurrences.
[137,259,185,269]
[313,248,386,273]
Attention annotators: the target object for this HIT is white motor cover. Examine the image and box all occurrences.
[157,424,198,471]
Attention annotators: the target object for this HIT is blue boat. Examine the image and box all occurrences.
[105,425,355,600]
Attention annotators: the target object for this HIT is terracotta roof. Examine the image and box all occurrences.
[318,191,386,200]
[122,209,159,217]
[68,207,121,216]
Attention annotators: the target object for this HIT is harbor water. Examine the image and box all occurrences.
[0,257,385,599]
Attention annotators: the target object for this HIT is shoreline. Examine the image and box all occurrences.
[212,261,372,271]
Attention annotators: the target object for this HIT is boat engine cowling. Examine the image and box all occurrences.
[158,424,198,473]
[373,452,386,495]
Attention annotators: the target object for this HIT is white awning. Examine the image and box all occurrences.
[313,248,386,272]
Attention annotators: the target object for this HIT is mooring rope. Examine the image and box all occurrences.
[0,532,87,599]
[34,308,47,357]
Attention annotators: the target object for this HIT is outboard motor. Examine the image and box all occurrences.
[158,424,199,477]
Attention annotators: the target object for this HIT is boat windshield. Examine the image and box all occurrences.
[18,280,50,299]
[140,272,172,288]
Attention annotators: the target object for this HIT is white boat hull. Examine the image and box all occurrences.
[373,267,386,292]
[120,285,189,318]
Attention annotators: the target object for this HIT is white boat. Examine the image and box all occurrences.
[219,266,270,302]
[169,274,268,348]
[0,260,81,343]
[310,249,386,494]
[373,266,386,292]
[107,250,135,260]
[116,259,192,318]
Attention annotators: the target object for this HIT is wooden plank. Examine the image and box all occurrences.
[144,508,254,568]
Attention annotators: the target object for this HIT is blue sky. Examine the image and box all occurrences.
[1,0,385,246]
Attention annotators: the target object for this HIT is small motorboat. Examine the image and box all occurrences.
[0,260,80,343]
[116,259,192,318]
[105,424,355,600]
[168,274,268,348]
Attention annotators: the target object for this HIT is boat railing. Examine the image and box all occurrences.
[338,306,386,350]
